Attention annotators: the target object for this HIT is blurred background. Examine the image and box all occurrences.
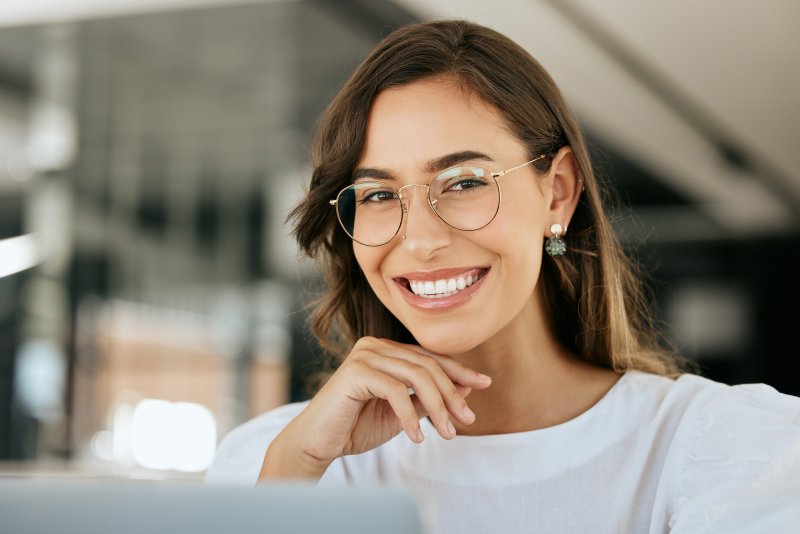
[0,0,797,479]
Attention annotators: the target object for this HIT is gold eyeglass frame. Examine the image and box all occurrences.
[329,154,547,247]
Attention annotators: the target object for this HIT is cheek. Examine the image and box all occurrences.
[490,201,546,253]
[353,246,375,278]
[353,246,391,295]
[499,237,543,288]
[482,215,546,289]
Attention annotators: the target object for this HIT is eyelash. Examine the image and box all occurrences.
[359,190,397,203]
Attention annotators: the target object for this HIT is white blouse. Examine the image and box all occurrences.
[205,371,800,533]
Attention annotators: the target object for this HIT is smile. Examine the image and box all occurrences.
[407,269,485,298]
[393,267,490,311]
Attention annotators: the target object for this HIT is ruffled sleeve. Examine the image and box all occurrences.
[670,383,800,532]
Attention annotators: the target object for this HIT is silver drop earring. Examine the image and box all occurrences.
[545,223,566,257]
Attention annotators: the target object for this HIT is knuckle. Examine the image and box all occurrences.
[352,336,376,351]
[446,382,460,397]
[413,355,440,374]
[414,358,456,390]
[377,374,403,396]
[343,349,364,366]
[429,396,447,414]
[404,356,438,378]
[344,358,367,375]
[400,359,427,379]
[445,391,462,408]
[410,370,438,395]
[389,380,409,397]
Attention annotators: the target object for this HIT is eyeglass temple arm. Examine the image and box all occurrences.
[492,154,546,178]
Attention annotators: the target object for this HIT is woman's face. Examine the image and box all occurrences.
[353,79,560,356]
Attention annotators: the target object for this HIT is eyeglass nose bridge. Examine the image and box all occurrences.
[396,183,437,214]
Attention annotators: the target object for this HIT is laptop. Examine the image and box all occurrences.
[0,478,426,534]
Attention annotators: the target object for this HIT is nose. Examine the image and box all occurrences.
[398,184,452,260]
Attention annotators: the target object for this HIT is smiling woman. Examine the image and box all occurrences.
[206,20,800,533]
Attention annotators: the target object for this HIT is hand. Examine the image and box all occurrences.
[276,336,492,469]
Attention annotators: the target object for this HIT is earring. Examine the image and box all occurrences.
[545,223,566,257]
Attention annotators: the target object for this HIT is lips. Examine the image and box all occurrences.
[406,268,485,298]
[393,267,490,310]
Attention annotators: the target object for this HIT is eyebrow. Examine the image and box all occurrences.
[352,150,494,182]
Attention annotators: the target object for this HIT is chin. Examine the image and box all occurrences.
[410,328,484,357]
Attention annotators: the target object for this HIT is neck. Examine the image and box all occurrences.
[451,286,620,435]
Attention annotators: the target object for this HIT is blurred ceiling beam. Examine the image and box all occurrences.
[544,0,800,224]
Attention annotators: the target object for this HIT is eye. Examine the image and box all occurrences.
[434,165,490,195]
[358,188,398,204]
[446,177,488,192]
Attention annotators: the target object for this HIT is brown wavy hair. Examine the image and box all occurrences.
[288,20,683,379]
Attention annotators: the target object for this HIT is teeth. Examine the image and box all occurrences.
[407,271,483,298]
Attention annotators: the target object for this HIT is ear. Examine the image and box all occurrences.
[546,146,583,236]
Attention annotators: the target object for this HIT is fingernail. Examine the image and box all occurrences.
[446,420,456,437]
[462,405,475,422]
[477,373,491,382]
[415,428,424,443]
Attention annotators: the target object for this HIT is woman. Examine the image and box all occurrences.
[207,20,800,532]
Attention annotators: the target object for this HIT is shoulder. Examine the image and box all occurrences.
[616,369,725,406]
[619,370,798,426]
[609,370,729,429]
[678,373,800,467]
[204,401,309,486]
[672,374,800,461]
[666,375,800,531]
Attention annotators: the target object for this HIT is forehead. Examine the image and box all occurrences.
[357,79,522,170]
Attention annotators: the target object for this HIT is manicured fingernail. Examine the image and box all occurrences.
[446,420,456,437]
[462,405,475,422]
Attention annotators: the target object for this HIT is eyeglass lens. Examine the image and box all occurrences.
[336,165,500,246]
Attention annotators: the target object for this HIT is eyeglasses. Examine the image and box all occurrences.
[329,155,546,246]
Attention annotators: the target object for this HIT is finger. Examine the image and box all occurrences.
[353,365,425,444]
[376,338,492,389]
[409,346,492,388]
[455,384,472,397]
[357,337,489,388]
[365,342,480,425]
[366,354,458,439]
[350,339,481,427]
[408,384,471,421]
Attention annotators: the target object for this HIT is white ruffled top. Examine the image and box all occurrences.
[206,371,800,533]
